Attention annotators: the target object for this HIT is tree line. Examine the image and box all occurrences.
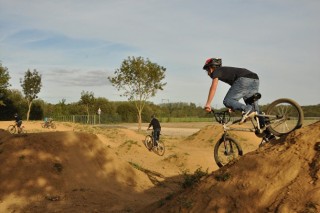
[1,60,319,124]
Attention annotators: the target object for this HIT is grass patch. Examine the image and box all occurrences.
[304,201,318,213]
[163,154,178,162]
[128,161,144,171]
[158,193,175,207]
[178,196,193,209]
[120,140,139,151]
[53,162,63,173]
[181,167,208,189]
[214,172,231,181]
[208,138,215,144]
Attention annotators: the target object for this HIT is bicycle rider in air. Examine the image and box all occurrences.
[147,114,161,146]
[14,113,23,133]
[202,57,274,140]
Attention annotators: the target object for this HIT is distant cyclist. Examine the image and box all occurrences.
[147,115,161,146]
[14,113,23,132]
[203,57,262,124]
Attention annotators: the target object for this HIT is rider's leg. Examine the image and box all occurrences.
[224,77,259,113]
[17,121,22,133]
[243,92,266,128]
[154,129,160,146]
[152,130,157,146]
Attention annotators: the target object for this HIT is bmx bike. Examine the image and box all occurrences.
[144,130,165,156]
[211,93,304,168]
[7,124,26,134]
[41,120,56,129]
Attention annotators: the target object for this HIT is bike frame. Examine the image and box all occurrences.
[215,111,278,143]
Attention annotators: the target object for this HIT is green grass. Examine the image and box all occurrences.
[214,172,231,182]
[181,167,208,189]
[119,140,139,151]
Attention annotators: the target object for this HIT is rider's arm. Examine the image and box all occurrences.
[205,78,219,111]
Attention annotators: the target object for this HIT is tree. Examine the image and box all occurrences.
[108,56,166,130]
[80,91,95,123]
[20,69,42,121]
[0,62,11,106]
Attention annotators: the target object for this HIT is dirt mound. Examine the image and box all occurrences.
[1,121,319,213]
[142,121,320,213]
[0,130,167,212]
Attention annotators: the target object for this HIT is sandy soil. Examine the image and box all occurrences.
[0,120,319,213]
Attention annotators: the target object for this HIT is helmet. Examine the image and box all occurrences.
[203,58,222,70]
[14,113,18,117]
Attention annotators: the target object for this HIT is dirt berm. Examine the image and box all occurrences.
[141,121,320,213]
[0,121,319,212]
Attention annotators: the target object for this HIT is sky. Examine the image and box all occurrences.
[1,0,319,108]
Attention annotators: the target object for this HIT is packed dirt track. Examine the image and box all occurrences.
[0,120,319,213]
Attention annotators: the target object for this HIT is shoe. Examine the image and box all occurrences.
[239,110,257,124]
[266,134,276,141]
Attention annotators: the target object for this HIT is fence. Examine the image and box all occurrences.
[53,114,122,125]
[52,114,320,125]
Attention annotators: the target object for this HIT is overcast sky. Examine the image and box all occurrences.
[1,0,319,108]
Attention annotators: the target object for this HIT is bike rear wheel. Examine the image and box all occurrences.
[144,135,153,151]
[7,125,16,134]
[266,98,304,136]
[214,136,243,168]
[153,141,165,156]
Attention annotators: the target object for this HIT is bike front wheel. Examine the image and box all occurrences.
[144,135,153,151]
[50,123,56,129]
[7,125,16,134]
[153,141,165,156]
[266,98,304,136]
[214,136,243,168]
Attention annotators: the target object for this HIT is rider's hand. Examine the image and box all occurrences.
[228,108,234,113]
[204,106,211,112]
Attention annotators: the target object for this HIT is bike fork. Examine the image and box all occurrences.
[222,134,233,155]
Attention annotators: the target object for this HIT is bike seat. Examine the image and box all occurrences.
[245,93,261,105]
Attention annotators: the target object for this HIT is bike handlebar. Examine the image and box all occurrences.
[209,109,231,124]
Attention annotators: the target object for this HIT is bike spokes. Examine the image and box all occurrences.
[266,99,304,136]
[7,125,16,134]
[214,137,242,167]
[154,142,165,156]
[144,135,153,151]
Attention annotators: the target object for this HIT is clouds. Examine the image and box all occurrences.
[0,0,319,106]
[45,68,109,87]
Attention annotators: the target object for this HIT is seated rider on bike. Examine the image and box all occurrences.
[14,113,22,129]
[147,115,161,146]
[44,117,53,127]
[203,58,275,141]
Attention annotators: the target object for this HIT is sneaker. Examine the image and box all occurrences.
[239,110,257,124]
[266,134,276,142]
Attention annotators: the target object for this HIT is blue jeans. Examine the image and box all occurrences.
[223,77,260,113]
[153,129,161,145]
